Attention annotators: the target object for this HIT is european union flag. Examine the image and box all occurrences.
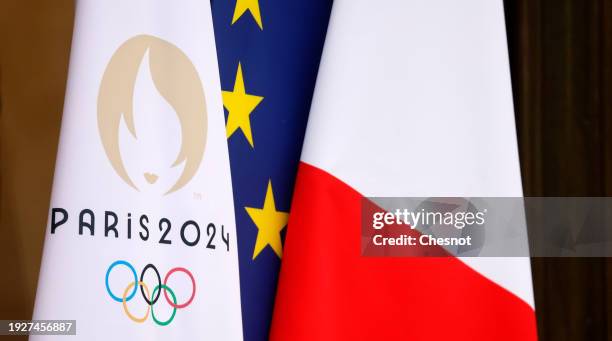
[211,1,332,340]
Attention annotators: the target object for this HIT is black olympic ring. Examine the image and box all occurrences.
[140,263,161,305]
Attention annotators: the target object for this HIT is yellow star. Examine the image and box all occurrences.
[245,180,289,260]
[222,63,263,148]
[231,0,263,30]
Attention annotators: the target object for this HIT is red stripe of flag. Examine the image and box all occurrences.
[271,162,537,340]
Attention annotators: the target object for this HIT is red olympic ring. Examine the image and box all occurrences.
[163,267,196,309]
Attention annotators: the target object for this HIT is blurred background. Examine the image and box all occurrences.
[0,0,611,340]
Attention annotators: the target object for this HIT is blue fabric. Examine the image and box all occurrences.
[211,1,332,340]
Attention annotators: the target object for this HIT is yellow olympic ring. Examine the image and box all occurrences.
[122,281,151,323]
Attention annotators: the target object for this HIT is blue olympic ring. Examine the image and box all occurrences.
[105,260,138,302]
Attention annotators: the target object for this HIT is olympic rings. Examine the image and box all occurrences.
[105,260,196,325]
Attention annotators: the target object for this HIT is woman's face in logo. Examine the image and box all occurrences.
[97,35,208,195]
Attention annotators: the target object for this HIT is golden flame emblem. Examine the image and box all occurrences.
[97,35,207,194]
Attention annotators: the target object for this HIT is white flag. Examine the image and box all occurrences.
[32,1,243,340]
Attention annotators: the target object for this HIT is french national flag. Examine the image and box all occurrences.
[270,0,538,340]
